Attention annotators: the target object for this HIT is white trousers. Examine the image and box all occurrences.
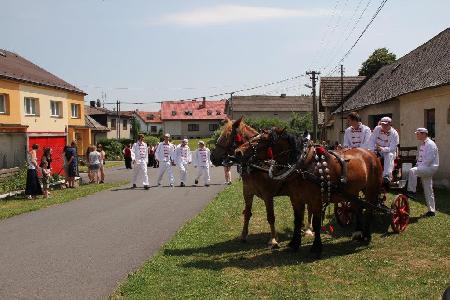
[408,166,438,212]
[381,152,395,178]
[132,162,149,186]
[157,161,174,185]
[178,162,188,183]
[195,166,210,184]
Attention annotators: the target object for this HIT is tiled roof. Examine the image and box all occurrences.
[161,100,227,120]
[123,110,162,123]
[335,27,450,113]
[229,95,312,112]
[84,105,131,118]
[319,76,366,108]
[0,49,86,95]
[85,115,110,132]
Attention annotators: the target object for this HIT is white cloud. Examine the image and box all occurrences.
[158,5,333,26]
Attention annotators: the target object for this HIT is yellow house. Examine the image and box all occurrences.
[0,49,88,171]
[328,28,450,188]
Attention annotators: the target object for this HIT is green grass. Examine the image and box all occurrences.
[79,160,124,173]
[0,181,127,220]
[113,183,450,299]
[172,138,213,150]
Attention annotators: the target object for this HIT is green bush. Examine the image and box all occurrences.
[144,135,160,146]
[0,164,28,194]
[245,117,289,131]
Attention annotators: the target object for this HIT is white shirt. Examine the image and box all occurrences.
[132,141,148,164]
[369,125,399,153]
[417,138,439,168]
[155,142,175,162]
[193,147,211,167]
[343,123,371,149]
[174,144,192,165]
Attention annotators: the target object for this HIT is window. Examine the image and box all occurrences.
[151,125,157,133]
[188,124,199,131]
[123,119,127,130]
[207,110,212,116]
[171,110,177,116]
[424,109,435,138]
[209,123,219,131]
[71,103,80,118]
[111,119,117,130]
[0,94,6,114]
[146,114,154,120]
[24,97,38,116]
[216,110,222,115]
[50,101,62,117]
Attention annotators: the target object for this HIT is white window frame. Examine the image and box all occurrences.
[24,97,38,116]
[0,94,6,114]
[50,100,62,117]
[71,103,80,118]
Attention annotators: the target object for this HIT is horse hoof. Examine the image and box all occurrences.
[240,236,248,243]
[352,231,363,240]
[304,229,314,237]
[288,240,300,251]
[269,243,280,250]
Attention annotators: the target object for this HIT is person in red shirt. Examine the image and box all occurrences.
[123,144,132,169]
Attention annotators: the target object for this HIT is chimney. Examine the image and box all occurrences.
[96,99,101,107]
[90,100,96,107]
[280,93,287,98]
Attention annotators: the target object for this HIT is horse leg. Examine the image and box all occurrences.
[310,211,323,258]
[352,203,364,240]
[288,200,304,251]
[362,208,373,243]
[264,196,279,249]
[240,193,253,242]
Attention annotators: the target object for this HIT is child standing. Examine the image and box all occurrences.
[41,160,51,198]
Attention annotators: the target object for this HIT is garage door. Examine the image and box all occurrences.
[28,136,66,175]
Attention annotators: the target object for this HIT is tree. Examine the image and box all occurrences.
[289,112,312,135]
[130,116,141,140]
[359,48,396,77]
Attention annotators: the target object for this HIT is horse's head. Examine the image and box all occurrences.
[210,117,258,166]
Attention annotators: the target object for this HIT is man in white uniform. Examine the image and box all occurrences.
[369,116,399,183]
[174,138,192,187]
[131,134,149,189]
[407,128,439,217]
[343,112,371,149]
[193,141,212,186]
[155,133,175,187]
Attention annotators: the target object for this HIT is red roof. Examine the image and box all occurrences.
[161,100,227,120]
[135,111,162,123]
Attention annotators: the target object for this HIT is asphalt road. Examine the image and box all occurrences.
[0,164,234,299]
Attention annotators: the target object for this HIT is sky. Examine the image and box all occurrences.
[1,0,449,111]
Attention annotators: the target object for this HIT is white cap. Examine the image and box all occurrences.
[198,140,205,145]
[415,127,428,134]
[164,133,171,138]
[380,116,392,124]
[182,138,188,143]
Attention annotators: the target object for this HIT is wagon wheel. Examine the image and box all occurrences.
[391,194,410,233]
[334,201,353,227]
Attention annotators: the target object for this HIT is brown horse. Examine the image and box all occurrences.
[235,128,383,256]
[211,118,294,248]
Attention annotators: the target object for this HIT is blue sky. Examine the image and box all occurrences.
[1,0,449,111]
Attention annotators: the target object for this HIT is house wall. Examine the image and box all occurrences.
[162,120,222,139]
[67,127,91,155]
[232,111,302,121]
[91,132,108,145]
[67,93,85,127]
[19,84,70,133]
[105,116,131,139]
[0,79,21,125]
[399,84,450,187]
[0,133,27,168]
[163,120,182,137]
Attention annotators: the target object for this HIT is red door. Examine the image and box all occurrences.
[28,136,66,175]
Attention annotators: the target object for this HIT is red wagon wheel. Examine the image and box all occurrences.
[391,194,410,233]
[334,201,353,227]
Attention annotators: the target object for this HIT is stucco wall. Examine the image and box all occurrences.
[105,116,131,139]
[19,84,68,132]
[67,93,85,127]
[232,111,299,121]
[0,133,27,168]
[0,79,21,125]
[399,85,450,187]
[163,121,182,137]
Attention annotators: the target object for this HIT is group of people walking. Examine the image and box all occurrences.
[129,134,214,189]
[342,112,439,217]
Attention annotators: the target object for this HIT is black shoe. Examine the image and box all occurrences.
[144,185,149,190]
[180,182,185,187]
[131,184,136,189]
[423,211,435,217]
[194,179,198,185]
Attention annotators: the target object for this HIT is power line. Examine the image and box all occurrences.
[326,0,390,76]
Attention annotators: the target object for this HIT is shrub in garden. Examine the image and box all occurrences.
[0,164,28,194]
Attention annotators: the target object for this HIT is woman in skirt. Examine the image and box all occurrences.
[25,144,43,199]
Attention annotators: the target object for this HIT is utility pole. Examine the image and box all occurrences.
[306,70,320,141]
[340,64,344,133]
[229,92,235,119]
[116,100,120,139]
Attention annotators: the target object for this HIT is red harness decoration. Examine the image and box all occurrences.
[267,147,273,159]
[315,146,326,156]
[234,134,243,143]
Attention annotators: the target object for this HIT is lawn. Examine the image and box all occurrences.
[113,183,450,299]
[0,181,127,220]
[172,138,214,150]
[79,160,124,173]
